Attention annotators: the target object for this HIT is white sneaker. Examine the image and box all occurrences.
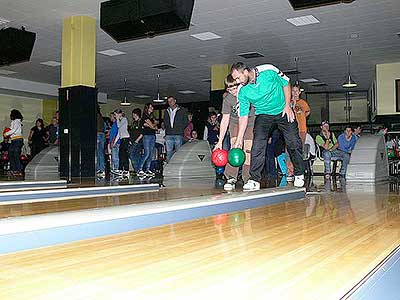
[111,169,122,176]
[224,178,237,191]
[243,180,260,191]
[122,171,130,177]
[294,175,304,187]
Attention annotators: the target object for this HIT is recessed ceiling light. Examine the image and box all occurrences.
[40,61,61,67]
[237,52,264,59]
[201,78,211,82]
[151,63,177,70]
[190,32,222,41]
[178,90,196,94]
[0,18,10,26]
[286,15,320,27]
[134,95,151,98]
[0,69,17,75]
[98,49,126,56]
[349,33,359,39]
[199,54,207,58]
[300,78,319,83]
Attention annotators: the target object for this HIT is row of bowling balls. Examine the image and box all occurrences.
[212,148,245,167]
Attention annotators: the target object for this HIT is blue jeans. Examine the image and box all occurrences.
[130,142,143,172]
[165,135,184,161]
[9,138,23,172]
[111,144,119,171]
[97,133,105,172]
[322,149,350,176]
[140,135,155,172]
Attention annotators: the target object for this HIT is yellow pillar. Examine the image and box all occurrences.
[62,16,96,88]
[211,64,231,91]
[42,99,58,125]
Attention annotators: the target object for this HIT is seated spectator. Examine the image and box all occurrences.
[184,112,194,142]
[189,130,198,142]
[334,125,358,178]
[203,112,220,148]
[353,125,362,139]
[315,120,340,179]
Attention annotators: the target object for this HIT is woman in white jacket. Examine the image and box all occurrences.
[4,109,24,175]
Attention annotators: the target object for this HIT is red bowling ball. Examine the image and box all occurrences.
[211,149,228,167]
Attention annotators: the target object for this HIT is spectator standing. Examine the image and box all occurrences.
[164,96,187,161]
[113,109,130,177]
[28,118,47,158]
[138,103,158,176]
[4,109,24,176]
[129,108,143,173]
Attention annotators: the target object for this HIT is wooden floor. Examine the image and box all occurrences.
[0,185,220,218]
[1,184,399,300]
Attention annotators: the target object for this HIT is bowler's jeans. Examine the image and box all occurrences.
[130,142,143,172]
[250,114,304,182]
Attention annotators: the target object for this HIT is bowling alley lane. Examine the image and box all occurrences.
[0,185,399,300]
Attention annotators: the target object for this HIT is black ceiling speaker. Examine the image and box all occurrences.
[100,0,195,42]
[0,27,36,67]
[288,0,355,10]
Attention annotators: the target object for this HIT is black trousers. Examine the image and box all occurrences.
[250,114,304,182]
[119,138,130,171]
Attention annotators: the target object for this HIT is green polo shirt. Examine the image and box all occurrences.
[238,64,289,117]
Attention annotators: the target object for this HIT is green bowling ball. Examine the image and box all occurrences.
[228,148,246,167]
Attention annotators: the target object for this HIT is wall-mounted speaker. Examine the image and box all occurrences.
[100,0,195,42]
[288,0,355,10]
[0,27,36,67]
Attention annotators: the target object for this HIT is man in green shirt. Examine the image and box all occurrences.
[231,62,304,190]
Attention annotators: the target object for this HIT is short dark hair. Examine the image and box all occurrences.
[114,108,123,114]
[132,108,142,118]
[209,111,217,117]
[231,62,250,73]
[167,96,176,101]
[10,109,23,121]
[224,74,237,89]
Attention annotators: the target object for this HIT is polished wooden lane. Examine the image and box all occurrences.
[0,186,399,300]
[0,185,221,218]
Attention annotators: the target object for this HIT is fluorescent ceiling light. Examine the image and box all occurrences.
[178,90,196,94]
[286,15,320,27]
[0,18,10,25]
[300,78,319,83]
[190,32,222,41]
[134,95,151,98]
[199,54,207,58]
[201,78,211,82]
[0,69,17,75]
[98,49,126,56]
[40,61,61,67]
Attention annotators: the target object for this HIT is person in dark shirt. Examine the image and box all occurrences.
[138,103,157,176]
[46,117,59,145]
[204,111,220,147]
[129,108,143,173]
[28,118,47,158]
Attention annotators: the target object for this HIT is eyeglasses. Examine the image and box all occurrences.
[226,84,239,91]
